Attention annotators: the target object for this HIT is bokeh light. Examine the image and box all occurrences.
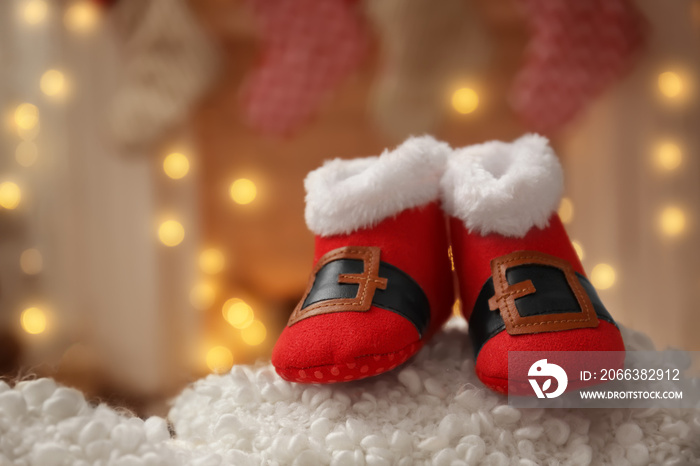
[40,69,66,97]
[452,299,461,317]
[199,248,225,275]
[658,71,683,99]
[158,220,185,247]
[14,103,39,130]
[230,178,257,205]
[591,263,616,290]
[222,298,254,329]
[0,182,22,209]
[558,197,574,224]
[189,281,216,311]
[206,346,233,373]
[18,123,40,141]
[64,1,100,34]
[659,206,686,237]
[571,240,584,261]
[241,320,267,346]
[451,88,479,114]
[15,141,38,167]
[21,307,47,335]
[21,0,48,25]
[654,142,682,171]
[163,152,190,180]
[237,312,254,329]
[20,248,43,275]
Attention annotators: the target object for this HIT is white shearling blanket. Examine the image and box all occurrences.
[1,320,698,466]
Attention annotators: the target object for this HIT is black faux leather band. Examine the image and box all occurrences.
[301,258,431,336]
[469,266,617,357]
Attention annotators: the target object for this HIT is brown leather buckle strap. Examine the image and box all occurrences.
[469,250,617,357]
[488,251,598,335]
[288,246,430,336]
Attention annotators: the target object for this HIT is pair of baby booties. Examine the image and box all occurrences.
[271,135,624,394]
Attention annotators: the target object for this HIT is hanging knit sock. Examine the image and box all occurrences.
[241,0,368,136]
[510,0,647,133]
[365,0,490,139]
[109,0,219,151]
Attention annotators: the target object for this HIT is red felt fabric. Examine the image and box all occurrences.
[451,214,583,319]
[477,321,625,393]
[273,201,454,383]
[450,213,625,393]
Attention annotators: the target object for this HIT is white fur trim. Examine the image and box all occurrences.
[441,134,563,238]
[305,136,450,236]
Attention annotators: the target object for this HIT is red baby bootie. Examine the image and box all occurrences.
[441,134,625,393]
[272,137,454,383]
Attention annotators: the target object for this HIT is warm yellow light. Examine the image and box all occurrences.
[22,0,48,25]
[189,281,216,311]
[241,320,267,346]
[163,153,190,180]
[239,313,254,329]
[18,123,40,141]
[206,346,233,373]
[659,206,686,237]
[14,103,39,130]
[222,298,255,328]
[230,178,257,205]
[658,72,683,98]
[15,141,38,167]
[158,220,185,247]
[452,299,462,317]
[0,182,22,210]
[199,248,225,275]
[571,240,584,261]
[40,69,66,97]
[20,249,43,275]
[64,1,100,34]
[21,307,47,335]
[558,197,574,224]
[591,263,616,290]
[655,142,682,171]
[452,88,479,114]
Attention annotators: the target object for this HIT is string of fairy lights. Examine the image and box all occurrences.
[2,0,694,374]
[2,0,269,375]
[160,150,266,373]
[654,71,689,240]
[3,0,100,336]
[553,68,691,293]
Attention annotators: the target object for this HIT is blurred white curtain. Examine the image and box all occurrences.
[562,0,700,351]
[0,0,202,396]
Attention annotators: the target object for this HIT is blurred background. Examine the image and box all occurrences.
[0,0,698,416]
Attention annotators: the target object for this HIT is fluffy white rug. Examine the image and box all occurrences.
[1,320,698,466]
